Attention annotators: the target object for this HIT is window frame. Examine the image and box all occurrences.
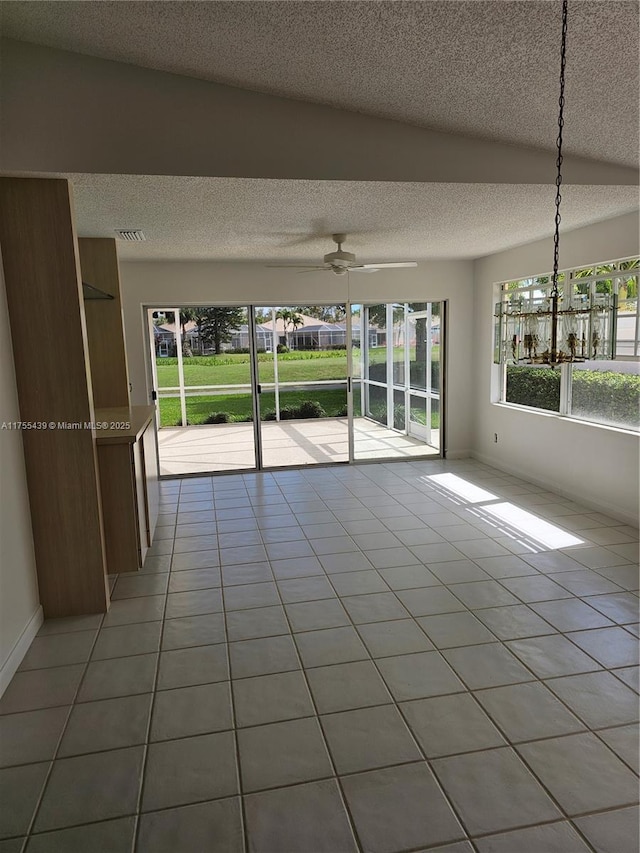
[495,257,639,432]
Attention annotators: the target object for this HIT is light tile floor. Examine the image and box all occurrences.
[1,459,638,853]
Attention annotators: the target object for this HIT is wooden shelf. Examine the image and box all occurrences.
[79,238,130,410]
[94,406,155,445]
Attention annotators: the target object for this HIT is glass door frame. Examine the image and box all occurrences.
[248,305,264,470]
[405,305,437,446]
[351,300,446,462]
[147,307,188,428]
[146,303,260,477]
[145,300,445,477]
[253,303,351,470]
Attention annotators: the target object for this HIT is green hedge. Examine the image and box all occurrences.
[506,366,640,429]
[157,350,347,368]
[572,370,640,429]
[263,400,327,421]
[506,367,560,412]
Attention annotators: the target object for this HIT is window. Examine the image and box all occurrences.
[495,258,640,431]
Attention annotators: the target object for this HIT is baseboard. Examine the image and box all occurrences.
[0,605,44,698]
[444,449,472,460]
[471,451,639,527]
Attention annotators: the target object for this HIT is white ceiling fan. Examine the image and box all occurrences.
[266,234,418,276]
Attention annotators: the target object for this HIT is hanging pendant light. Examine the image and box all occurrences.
[496,0,617,368]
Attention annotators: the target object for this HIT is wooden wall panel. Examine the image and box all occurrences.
[79,238,130,409]
[96,443,141,574]
[0,177,109,617]
[142,417,160,545]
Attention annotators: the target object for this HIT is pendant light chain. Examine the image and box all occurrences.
[552,0,568,299]
[500,0,615,369]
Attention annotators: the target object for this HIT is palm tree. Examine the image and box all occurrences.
[179,308,196,356]
[277,308,303,349]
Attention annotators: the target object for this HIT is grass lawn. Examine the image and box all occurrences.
[156,350,441,427]
[156,351,347,388]
[155,347,439,388]
[159,388,350,426]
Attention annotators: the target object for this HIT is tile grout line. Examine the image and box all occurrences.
[264,554,366,853]
[335,476,605,853]
[276,483,478,847]
[21,609,107,847]
[325,467,638,841]
[130,484,176,853]
[220,556,249,853]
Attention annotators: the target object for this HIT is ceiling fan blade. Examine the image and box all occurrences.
[265,264,327,270]
[355,262,418,270]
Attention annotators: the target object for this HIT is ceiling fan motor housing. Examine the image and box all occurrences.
[264,232,415,274]
[323,249,356,268]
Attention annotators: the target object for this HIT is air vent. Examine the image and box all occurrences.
[115,229,146,242]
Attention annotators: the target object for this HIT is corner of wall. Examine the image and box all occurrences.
[0,249,41,694]
[470,212,640,523]
[0,605,43,696]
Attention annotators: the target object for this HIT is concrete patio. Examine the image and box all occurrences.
[157,418,438,476]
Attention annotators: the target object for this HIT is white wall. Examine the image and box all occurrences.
[0,256,42,695]
[473,210,640,525]
[119,260,475,456]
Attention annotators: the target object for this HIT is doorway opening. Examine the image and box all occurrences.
[351,302,443,461]
[147,302,444,476]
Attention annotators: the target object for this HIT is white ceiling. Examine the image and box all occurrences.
[2,0,638,168]
[56,174,637,261]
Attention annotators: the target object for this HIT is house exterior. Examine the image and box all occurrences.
[154,313,380,354]
[258,315,347,350]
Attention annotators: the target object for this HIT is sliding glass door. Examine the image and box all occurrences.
[149,306,257,476]
[407,303,441,450]
[253,305,349,468]
[351,302,443,460]
[148,301,444,476]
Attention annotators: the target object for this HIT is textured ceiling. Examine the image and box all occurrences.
[40,174,637,261]
[1,1,638,168]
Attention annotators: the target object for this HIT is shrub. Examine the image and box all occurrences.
[273,349,346,360]
[297,400,327,419]
[335,405,348,417]
[262,401,328,420]
[175,417,190,426]
[368,363,387,383]
[506,366,640,429]
[203,412,231,424]
[393,404,406,430]
[572,370,640,429]
[367,402,387,425]
[276,344,289,354]
[506,366,560,411]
